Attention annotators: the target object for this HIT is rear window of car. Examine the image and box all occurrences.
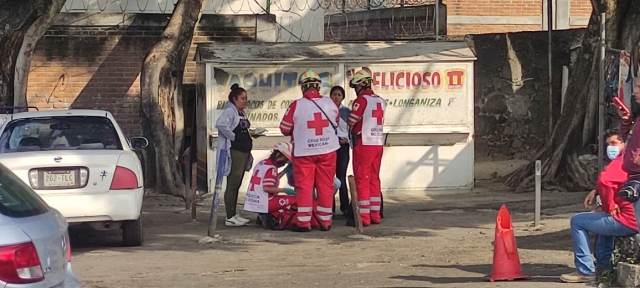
[0,164,49,218]
[0,116,123,153]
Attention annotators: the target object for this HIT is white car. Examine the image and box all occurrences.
[0,109,148,247]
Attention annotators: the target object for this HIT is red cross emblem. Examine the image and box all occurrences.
[306,112,329,136]
[249,170,262,191]
[372,103,384,125]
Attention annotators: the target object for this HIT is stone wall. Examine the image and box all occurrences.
[467,29,585,161]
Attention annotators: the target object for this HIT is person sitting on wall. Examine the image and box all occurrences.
[242,142,297,229]
[560,131,639,283]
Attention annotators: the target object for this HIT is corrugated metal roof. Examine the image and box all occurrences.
[196,41,476,64]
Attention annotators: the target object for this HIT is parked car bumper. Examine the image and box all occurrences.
[39,189,143,223]
[3,263,81,288]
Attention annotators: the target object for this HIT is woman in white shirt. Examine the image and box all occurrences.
[330,86,351,215]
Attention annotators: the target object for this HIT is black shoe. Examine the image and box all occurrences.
[371,220,381,225]
[290,224,312,232]
[321,225,331,231]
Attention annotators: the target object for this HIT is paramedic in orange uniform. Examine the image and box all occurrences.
[279,70,340,232]
[347,69,386,226]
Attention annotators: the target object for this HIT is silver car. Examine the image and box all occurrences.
[0,162,81,288]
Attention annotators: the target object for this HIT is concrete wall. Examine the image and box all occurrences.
[467,29,585,161]
[61,0,325,41]
[26,13,276,137]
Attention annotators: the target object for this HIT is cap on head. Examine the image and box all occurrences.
[298,70,322,89]
[273,142,293,160]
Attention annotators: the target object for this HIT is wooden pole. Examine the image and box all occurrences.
[547,0,553,136]
[598,12,606,173]
[190,151,197,221]
[348,175,364,234]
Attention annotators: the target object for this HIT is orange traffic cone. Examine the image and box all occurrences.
[485,204,530,282]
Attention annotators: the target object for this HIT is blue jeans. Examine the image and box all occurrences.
[570,212,637,275]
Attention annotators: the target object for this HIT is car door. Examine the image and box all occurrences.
[0,164,69,287]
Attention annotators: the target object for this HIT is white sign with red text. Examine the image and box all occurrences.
[345,63,472,128]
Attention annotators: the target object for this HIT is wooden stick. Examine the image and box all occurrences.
[190,155,198,221]
[348,175,364,234]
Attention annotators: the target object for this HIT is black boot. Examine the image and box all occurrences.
[321,225,331,231]
[290,224,312,232]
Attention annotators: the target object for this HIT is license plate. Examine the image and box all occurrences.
[44,171,76,187]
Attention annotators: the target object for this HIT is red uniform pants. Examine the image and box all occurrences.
[267,195,296,218]
[353,144,383,225]
[293,151,337,228]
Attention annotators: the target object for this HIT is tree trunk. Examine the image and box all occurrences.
[0,0,58,107]
[140,0,205,198]
[14,0,66,107]
[505,0,638,192]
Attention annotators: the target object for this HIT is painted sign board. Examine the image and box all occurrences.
[344,63,471,128]
[208,62,471,133]
[210,65,338,133]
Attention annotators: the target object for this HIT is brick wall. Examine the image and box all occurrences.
[448,24,541,35]
[570,0,592,28]
[27,14,266,137]
[324,0,593,38]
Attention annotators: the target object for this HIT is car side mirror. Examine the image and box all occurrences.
[130,137,149,149]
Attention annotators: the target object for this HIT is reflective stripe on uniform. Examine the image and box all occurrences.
[316,206,333,213]
[297,216,312,222]
[298,207,313,212]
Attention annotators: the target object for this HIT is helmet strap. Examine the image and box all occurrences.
[301,83,320,93]
[355,83,369,95]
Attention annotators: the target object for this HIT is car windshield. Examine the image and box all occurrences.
[0,116,122,153]
[0,164,49,218]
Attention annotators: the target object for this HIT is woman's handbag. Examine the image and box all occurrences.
[245,153,254,172]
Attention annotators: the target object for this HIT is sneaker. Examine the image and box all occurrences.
[560,271,595,283]
[225,216,247,227]
[235,215,250,223]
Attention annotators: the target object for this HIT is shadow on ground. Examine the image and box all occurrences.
[69,187,587,257]
[517,229,573,252]
[390,263,574,284]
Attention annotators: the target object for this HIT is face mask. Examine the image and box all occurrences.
[606,145,620,160]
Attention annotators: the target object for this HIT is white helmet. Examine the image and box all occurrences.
[273,142,292,160]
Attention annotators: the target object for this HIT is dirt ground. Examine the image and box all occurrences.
[69,180,601,288]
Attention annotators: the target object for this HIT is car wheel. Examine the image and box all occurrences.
[122,217,144,247]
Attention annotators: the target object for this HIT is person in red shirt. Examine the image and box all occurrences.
[279,70,340,232]
[560,132,639,283]
[243,142,297,229]
[346,69,387,227]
